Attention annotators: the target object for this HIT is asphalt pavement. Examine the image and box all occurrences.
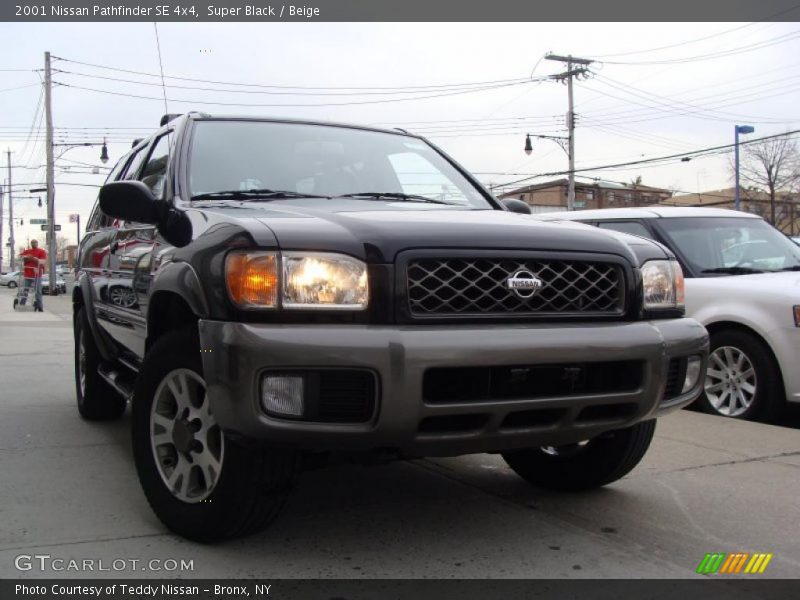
[0,285,798,579]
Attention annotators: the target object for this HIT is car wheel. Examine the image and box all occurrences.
[8,281,17,289]
[501,420,656,492]
[74,306,127,420]
[131,327,299,542]
[698,329,784,422]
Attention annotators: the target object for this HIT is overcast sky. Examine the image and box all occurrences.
[1,21,799,246]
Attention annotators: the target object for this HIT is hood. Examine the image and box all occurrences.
[196,203,661,264]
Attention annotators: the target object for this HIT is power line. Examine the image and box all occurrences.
[590,4,800,59]
[500,130,800,187]
[53,79,534,108]
[584,72,800,124]
[52,55,533,91]
[600,30,800,66]
[53,68,548,97]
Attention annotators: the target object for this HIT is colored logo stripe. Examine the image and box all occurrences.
[697,552,773,574]
[744,553,773,574]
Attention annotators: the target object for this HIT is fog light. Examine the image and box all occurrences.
[682,356,703,393]
[262,375,304,417]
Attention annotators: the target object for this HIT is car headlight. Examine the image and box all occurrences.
[641,259,685,310]
[226,251,368,310]
[283,252,368,309]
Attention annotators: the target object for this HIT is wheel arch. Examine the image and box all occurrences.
[146,290,202,353]
[72,273,116,362]
[145,260,210,352]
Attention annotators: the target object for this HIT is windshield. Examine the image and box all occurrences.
[658,217,800,275]
[188,120,492,209]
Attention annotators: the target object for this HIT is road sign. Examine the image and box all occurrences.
[40,224,61,231]
[30,218,47,225]
[69,214,79,223]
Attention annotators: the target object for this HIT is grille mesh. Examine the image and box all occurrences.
[407,258,623,316]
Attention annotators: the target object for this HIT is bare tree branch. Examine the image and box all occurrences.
[731,134,800,226]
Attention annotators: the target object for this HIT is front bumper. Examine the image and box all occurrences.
[199,318,708,457]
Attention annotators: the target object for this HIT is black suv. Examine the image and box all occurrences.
[74,113,708,541]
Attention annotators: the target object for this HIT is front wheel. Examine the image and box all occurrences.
[8,280,17,289]
[502,420,656,492]
[131,328,299,542]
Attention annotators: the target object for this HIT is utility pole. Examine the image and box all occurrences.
[544,54,593,210]
[44,51,57,293]
[7,150,14,270]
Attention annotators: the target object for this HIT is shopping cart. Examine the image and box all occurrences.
[12,271,42,312]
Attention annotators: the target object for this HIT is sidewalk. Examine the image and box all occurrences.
[0,286,71,324]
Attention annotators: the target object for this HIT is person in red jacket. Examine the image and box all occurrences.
[17,239,47,311]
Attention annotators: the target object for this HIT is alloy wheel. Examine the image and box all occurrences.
[704,346,757,417]
[150,368,224,503]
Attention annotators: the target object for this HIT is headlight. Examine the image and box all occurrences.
[641,259,684,310]
[225,251,368,310]
[283,252,368,310]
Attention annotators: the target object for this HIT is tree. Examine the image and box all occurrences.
[56,235,70,258]
[735,135,800,226]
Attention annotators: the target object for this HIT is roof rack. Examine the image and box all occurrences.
[160,113,182,127]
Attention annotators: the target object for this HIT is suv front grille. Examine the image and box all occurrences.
[407,257,623,317]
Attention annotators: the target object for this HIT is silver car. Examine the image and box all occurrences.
[0,271,21,288]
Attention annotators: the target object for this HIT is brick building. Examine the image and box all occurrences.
[498,178,673,213]
[663,188,800,236]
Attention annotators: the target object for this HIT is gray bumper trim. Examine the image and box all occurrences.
[198,318,708,456]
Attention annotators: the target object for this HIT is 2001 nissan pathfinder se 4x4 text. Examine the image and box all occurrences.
[73,113,708,541]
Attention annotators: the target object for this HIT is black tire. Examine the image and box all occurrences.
[8,280,17,289]
[131,328,299,543]
[696,329,784,422]
[74,306,126,420]
[502,420,656,492]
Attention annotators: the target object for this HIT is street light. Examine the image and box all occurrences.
[99,138,109,164]
[735,124,755,212]
[522,132,572,208]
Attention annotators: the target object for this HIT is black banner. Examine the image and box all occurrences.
[2,580,800,600]
[4,0,800,22]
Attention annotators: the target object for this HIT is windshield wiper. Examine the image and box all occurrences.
[335,192,453,205]
[701,266,765,275]
[191,189,330,201]
[779,265,800,271]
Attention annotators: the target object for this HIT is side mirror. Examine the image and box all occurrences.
[501,198,532,215]
[99,181,193,248]
[100,181,160,224]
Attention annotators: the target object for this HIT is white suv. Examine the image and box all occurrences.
[537,207,800,422]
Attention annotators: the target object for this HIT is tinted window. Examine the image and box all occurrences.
[598,221,654,240]
[658,217,800,275]
[140,133,172,198]
[88,154,130,230]
[123,144,149,180]
[188,121,490,209]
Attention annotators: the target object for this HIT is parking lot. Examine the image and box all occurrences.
[0,285,798,579]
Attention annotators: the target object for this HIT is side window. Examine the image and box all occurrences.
[598,221,655,240]
[122,144,150,181]
[88,154,130,231]
[139,133,173,198]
